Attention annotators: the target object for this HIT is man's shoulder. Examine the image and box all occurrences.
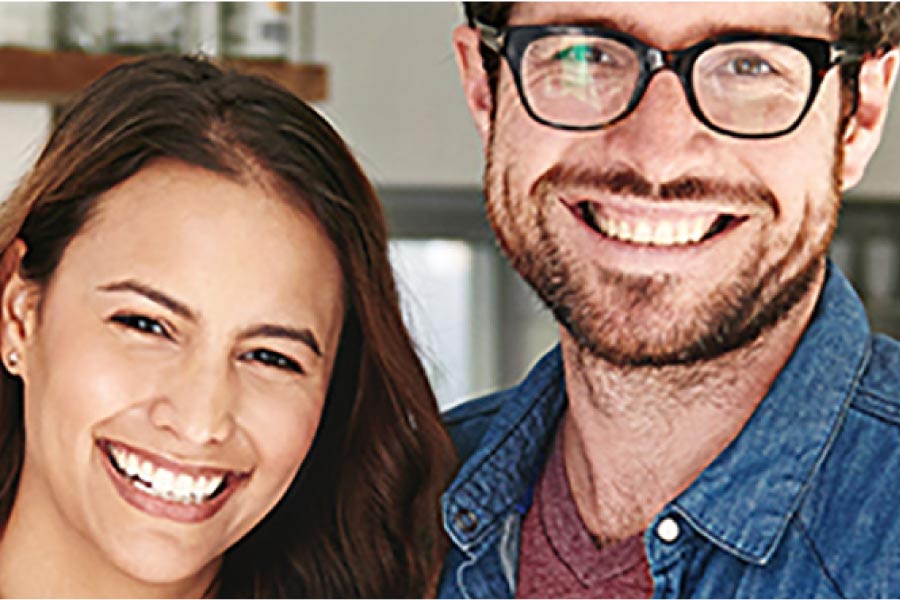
[855,333,900,403]
[441,390,510,464]
[826,332,900,467]
[795,333,900,595]
[441,345,566,464]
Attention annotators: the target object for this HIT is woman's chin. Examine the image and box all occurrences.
[100,534,223,592]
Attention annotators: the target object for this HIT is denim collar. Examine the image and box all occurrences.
[443,263,871,561]
[442,347,568,551]
[671,263,871,564]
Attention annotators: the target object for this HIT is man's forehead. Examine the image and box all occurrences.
[509,2,834,45]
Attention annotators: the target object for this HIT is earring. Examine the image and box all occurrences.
[7,351,18,368]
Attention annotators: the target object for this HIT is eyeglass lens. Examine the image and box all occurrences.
[520,35,813,135]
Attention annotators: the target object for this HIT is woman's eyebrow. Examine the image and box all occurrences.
[97,280,323,357]
[239,323,323,358]
[97,279,195,321]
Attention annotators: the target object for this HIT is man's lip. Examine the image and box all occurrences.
[563,197,750,249]
[558,193,764,221]
[96,438,250,478]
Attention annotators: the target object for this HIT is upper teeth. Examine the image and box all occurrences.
[108,444,225,505]
[587,204,717,246]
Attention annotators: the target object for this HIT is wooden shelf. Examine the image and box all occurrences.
[0,46,328,104]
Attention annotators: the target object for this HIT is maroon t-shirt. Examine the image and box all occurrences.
[516,428,654,598]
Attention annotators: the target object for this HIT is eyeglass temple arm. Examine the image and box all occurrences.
[472,19,504,53]
[831,42,871,66]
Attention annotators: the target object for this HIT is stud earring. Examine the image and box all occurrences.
[7,351,18,368]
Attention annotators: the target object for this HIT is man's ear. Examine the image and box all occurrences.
[841,48,900,190]
[1,239,39,376]
[453,24,493,152]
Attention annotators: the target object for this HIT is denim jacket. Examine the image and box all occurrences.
[438,264,900,598]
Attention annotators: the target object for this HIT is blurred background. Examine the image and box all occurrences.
[0,2,897,410]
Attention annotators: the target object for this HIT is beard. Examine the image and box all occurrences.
[484,136,842,368]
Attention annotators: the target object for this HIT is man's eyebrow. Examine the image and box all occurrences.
[97,280,195,320]
[240,323,323,358]
[539,18,802,46]
[543,16,642,33]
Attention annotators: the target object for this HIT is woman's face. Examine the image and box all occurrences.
[4,160,344,589]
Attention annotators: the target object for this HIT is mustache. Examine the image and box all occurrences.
[532,164,779,216]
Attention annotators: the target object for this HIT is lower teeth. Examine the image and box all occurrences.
[130,478,207,504]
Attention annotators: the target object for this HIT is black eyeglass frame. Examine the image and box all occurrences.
[475,21,867,139]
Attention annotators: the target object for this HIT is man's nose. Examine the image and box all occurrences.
[149,359,237,446]
[600,69,716,184]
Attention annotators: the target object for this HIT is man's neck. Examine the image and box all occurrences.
[560,268,826,546]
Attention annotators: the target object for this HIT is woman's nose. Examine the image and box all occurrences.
[149,359,237,446]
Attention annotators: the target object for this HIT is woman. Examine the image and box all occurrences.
[0,54,455,598]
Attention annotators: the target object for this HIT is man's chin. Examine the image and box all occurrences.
[554,306,744,368]
[559,320,752,368]
[548,257,824,369]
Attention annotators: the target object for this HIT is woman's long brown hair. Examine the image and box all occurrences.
[0,54,456,598]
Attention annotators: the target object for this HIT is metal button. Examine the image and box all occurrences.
[656,516,680,543]
[454,508,479,534]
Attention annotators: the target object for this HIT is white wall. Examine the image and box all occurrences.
[0,103,52,200]
[0,2,53,199]
[853,88,900,200]
[311,2,484,188]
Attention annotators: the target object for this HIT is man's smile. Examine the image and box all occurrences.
[558,192,762,253]
[579,201,748,247]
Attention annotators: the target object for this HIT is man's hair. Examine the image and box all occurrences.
[464,2,900,106]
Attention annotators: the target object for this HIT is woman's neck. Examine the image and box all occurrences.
[0,462,218,598]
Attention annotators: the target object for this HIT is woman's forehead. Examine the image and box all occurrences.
[59,161,343,326]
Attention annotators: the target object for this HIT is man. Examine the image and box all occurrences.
[439,3,900,598]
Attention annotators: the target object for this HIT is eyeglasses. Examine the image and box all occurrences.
[475,21,867,139]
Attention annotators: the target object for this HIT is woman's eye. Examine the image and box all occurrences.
[241,349,304,375]
[111,314,172,339]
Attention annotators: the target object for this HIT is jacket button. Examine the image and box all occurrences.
[656,516,680,543]
[455,509,478,534]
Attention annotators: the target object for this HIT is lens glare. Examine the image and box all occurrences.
[521,34,639,128]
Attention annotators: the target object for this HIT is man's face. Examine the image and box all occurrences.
[475,2,850,366]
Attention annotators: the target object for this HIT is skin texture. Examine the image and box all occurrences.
[455,2,898,543]
[0,160,345,597]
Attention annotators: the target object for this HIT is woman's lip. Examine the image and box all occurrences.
[98,438,248,478]
[99,444,242,524]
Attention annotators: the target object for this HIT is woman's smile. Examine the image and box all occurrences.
[98,439,250,523]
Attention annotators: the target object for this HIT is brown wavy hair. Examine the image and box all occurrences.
[0,54,455,598]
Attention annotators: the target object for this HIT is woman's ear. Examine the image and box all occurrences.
[841,48,900,190]
[1,240,39,376]
[453,24,494,152]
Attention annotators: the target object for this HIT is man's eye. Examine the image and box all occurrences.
[554,44,609,65]
[241,349,304,375]
[111,314,172,339]
[728,56,774,76]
